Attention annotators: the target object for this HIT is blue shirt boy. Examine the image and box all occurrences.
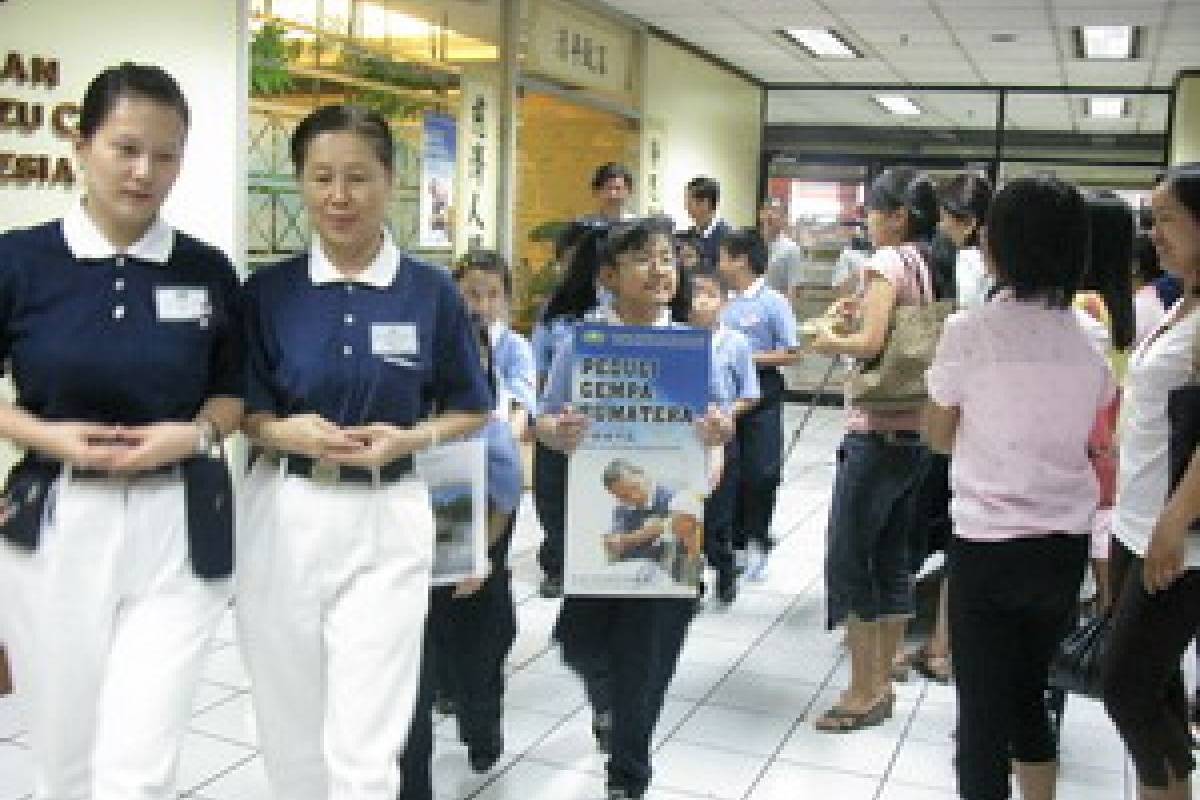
[720,277,798,356]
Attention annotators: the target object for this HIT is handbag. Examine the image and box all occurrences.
[844,247,956,412]
[1048,613,1109,699]
[1167,313,1200,532]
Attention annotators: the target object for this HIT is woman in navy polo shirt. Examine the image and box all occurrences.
[237,104,490,800]
[0,64,243,799]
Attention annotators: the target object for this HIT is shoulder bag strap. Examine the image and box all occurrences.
[896,245,933,305]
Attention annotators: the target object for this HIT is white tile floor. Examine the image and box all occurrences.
[0,408,1141,800]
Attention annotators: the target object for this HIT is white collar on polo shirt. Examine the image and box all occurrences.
[309,228,399,288]
[730,275,766,300]
[593,306,673,327]
[698,217,723,239]
[63,199,174,264]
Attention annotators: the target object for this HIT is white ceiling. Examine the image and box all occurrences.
[595,0,1197,132]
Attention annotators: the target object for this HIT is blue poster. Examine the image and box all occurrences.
[565,324,711,597]
[419,112,456,248]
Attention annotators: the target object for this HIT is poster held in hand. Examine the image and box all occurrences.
[565,324,710,598]
[416,438,488,586]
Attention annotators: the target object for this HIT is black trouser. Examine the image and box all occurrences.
[534,442,567,579]
[948,533,1088,800]
[398,525,518,799]
[908,451,952,572]
[555,596,695,797]
[733,368,784,552]
[704,440,738,577]
[1102,541,1199,789]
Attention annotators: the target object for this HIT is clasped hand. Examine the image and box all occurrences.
[39,420,203,472]
[268,414,426,468]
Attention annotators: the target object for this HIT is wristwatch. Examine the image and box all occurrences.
[194,418,219,456]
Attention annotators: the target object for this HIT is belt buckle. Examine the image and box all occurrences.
[310,461,340,484]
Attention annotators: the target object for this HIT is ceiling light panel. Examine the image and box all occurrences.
[1085,96,1128,118]
[873,95,922,115]
[1075,25,1138,59]
[780,28,862,58]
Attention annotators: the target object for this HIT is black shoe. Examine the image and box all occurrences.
[539,575,563,598]
[592,710,612,754]
[606,786,644,800]
[466,722,504,773]
[717,570,737,604]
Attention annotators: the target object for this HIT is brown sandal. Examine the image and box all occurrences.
[814,695,891,733]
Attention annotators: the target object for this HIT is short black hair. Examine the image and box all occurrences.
[79,63,190,140]
[1084,192,1135,350]
[867,167,938,242]
[720,227,768,275]
[455,250,512,297]
[1157,162,1200,226]
[686,176,720,208]
[985,175,1089,310]
[599,215,675,268]
[291,104,394,173]
[939,172,993,247]
[592,162,633,191]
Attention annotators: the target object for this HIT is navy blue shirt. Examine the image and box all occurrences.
[0,218,243,425]
[243,246,491,427]
[609,483,674,561]
[689,219,730,275]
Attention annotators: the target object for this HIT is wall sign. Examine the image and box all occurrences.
[527,0,632,97]
[1,50,79,188]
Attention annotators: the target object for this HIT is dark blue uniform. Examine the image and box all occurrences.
[0,207,242,799]
[720,278,797,559]
[238,235,491,800]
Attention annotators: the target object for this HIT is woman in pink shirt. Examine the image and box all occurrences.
[810,167,939,732]
[926,175,1114,800]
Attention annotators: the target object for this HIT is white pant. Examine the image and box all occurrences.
[235,462,433,800]
[0,470,230,800]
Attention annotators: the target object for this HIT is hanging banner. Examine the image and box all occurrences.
[419,111,456,249]
[456,67,499,254]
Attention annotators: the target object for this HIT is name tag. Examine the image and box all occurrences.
[372,323,419,356]
[155,286,210,321]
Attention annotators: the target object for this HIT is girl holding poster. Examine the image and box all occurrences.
[536,216,738,800]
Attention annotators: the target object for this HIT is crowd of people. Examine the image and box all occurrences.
[0,61,1198,800]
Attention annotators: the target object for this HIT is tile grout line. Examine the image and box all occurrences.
[869,681,931,800]
[460,698,589,800]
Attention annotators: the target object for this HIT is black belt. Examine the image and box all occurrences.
[71,464,180,481]
[853,430,923,445]
[257,450,414,485]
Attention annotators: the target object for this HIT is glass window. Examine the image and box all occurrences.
[247,0,503,268]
